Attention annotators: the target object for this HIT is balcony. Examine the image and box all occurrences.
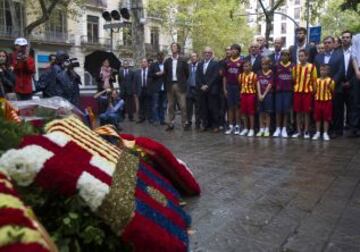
[86,0,107,8]
[0,25,21,39]
[80,35,111,50]
[29,31,74,46]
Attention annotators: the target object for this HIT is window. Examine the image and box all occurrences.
[150,27,159,50]
[0,0,24,36]
[45,9,67,41]
[294,7,301,20]
[281,36,287,47]
[87,15,99,44]
[295,0,301,5]
[281,23,286,34]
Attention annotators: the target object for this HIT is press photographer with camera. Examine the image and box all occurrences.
[37,54,62,98]
[56,55,81,106]
[11,38,35,100]
[0,50,15,98]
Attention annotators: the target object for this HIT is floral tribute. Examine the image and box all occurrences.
[0,171,57,252]
[0,116,199,252]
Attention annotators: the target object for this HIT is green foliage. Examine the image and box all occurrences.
[148,0,254,58]
[0,109,37,156]
[17,186,131,252]
[320,0,360,37]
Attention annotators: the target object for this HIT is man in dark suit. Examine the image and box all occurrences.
[197,47,221,132]
[340,31,355,132]
[245,41,262,73]
[119,60,136,121]
[186,52,200,129]
[314,36,344,136]
[270,37,283,66]
[134,58,153,123]
[149,52,167,125]
[163,42,189,131]
[289,27,317,64]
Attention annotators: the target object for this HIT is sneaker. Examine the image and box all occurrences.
[247,129,255,137]
[312,132,321,140]
[240,129,249,136]
[234,125,240,135]
[281,128,288,138]
[304,132,310,139]
[323,132,330,141]
[256,130,264,137]
[264,131,270,137]
[225,126,234,135]
[273,128,281,137]
[292,132,300,138]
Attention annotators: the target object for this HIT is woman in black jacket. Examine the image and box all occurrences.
[0,50,15,98]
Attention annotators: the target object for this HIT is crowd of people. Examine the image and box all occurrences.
[2,28,360,141]
[111,27,360,141]
[0,37,82,106]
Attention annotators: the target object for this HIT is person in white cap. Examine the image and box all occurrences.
[12,37,35,100]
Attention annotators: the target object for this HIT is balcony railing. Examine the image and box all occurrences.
[80,35,111,50]
[87,0,107,8]
[29,31,74,45]
[0,25,22,39]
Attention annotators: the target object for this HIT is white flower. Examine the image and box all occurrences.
[77,172,109,211]
[45,132,71,147]
[90,155,115,176]
[0,145,54,186]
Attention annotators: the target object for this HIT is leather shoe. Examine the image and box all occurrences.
[165,124,174,131]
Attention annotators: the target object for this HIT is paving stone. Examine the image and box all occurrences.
[120,121,360,251]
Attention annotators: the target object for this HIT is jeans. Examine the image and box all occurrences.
[152,91,167,123]
[99,112,122,126]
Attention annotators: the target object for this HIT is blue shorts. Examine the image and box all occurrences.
[275,92,293,113]
[258,93,274,113]
[226,85,240,108]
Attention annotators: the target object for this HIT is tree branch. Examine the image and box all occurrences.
[24,0,61,36]
[270,0,285,12]
[258,0,269,19]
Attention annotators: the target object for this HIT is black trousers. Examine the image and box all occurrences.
[139,89,152,121]
[186,94,200,126]
[199,92,220,128]
[332,89,352,134]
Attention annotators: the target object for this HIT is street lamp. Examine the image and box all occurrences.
[102,8,131,52]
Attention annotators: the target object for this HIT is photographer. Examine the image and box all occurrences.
[37,54,62,98]
[11,38,35,100]
[56,57,81,106]
[95,88,124,130]
[0,50,15,98]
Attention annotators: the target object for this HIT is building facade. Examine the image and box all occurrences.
[246,0,310,48]
[0,0,177,91]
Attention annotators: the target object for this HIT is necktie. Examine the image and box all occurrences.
[142,69,146,87]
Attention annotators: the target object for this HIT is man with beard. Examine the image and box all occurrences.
[289,27,317,64]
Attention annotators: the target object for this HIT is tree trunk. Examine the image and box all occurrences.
[131,0,145,67]
[264,15,272,41]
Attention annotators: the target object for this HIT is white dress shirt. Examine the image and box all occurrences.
[141,68,148,87]
[159,63,164,91]
[324,50,334,64]
[343,47,352,75]
[171,56,178,81]
[203,59,211,74]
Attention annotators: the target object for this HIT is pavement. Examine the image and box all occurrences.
[121,120,360,252]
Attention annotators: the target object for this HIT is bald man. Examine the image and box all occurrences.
[196,47,221,132]
[245,41,262,73]
[256,36,272,57]
[271,37,284,65]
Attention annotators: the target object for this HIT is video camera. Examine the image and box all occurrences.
[63,58,80,69]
